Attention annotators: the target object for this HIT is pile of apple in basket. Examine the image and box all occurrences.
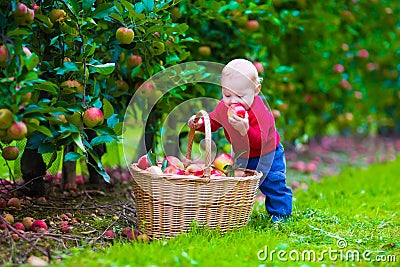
[135,152,247,178]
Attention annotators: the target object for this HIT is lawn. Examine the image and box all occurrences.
[50,158,400,267]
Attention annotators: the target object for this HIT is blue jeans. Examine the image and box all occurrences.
[236,143,293,222]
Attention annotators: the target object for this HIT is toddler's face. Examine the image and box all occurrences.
[221,74,259,110]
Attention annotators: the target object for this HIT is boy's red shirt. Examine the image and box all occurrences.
[199,96,280,158]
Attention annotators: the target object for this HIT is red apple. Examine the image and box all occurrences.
[227,104,247,118]
[13,3,28,17]
[127,55,142,68]
[0,109,14,130]
[245,20,259,31]
[146,166,163,175]
[49,9,67,23]
[198,46,211,57]
[0,45,10,65]
[60,221,71,233]
[22,217,34,230]
[358,49,369,59]
[137,154,151,170]
[339,79,352,91]
[164,156,184,169]
[163,165,185,175]
[304,162,317,173]
[31,220,48,233]
[83,107,104,128]
[7,197,21,208]
[2,146,20,160]
[116,79,129,92]
[104,229,116,239]
[13,222,25,232]
[253,62,264,74]
[211,168,226,176]
[213,153,234,172]
[7,121,27,140]
[185,163,204,176]
[333,64,344,73]
[22,46,32,57]
[116,27,135,44]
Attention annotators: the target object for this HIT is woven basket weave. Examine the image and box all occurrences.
[131,110,262,239]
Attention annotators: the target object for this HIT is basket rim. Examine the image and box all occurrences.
[130,163,262,182]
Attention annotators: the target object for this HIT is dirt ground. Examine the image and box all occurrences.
[1,135,399,265]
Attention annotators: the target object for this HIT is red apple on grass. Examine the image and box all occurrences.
[0,109,14,130]
[7,197,21,208]
[2,146,20,160]
[227,104,247,118]
[116,27,135,44]
[31,220,48,233]
[104,229,116,239]
[13,222,25,232]
[213,153,234,172]
[22,217,34,230]
[83,107,104,128]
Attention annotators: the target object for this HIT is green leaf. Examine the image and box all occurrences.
[56,62,79,75]
[64,152,82,162]
[25,53,40,71]
[72,133,86,152]
[26,123,53,137]
[33,81,59,95]
[109,13,124,24]
[161,159,168,171]
[88,63,115,75]
[113,122,124,136]
[90,135,115,146]
[135,2,145,13]
[93,3,115,19]
[102,98,114,119]
[65,0,80,14]
[120,0,136,17]
[7,28,30,37]
[83,0,96,12]
[143,0,155,11]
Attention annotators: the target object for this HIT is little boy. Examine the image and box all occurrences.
[188,58,292,222]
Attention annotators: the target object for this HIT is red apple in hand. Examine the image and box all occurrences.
[213,153,234,172]
[83,107,104,128]
[227,104,247,118]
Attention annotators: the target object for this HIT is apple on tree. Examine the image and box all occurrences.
[2,146,20,160]
[116,27,135,44]
[83,107,104,128]
[0,109,14,130]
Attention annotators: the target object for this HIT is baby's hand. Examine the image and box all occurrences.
[188,115,204,129]
[228,112,249,136]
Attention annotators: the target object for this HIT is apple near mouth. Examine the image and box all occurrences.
[227,104,247,118]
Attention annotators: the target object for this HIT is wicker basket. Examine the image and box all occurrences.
[130,110,262,239]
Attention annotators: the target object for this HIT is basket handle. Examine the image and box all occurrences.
[185,110,213,178]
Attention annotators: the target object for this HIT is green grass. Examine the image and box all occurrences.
[50,158,399,267]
